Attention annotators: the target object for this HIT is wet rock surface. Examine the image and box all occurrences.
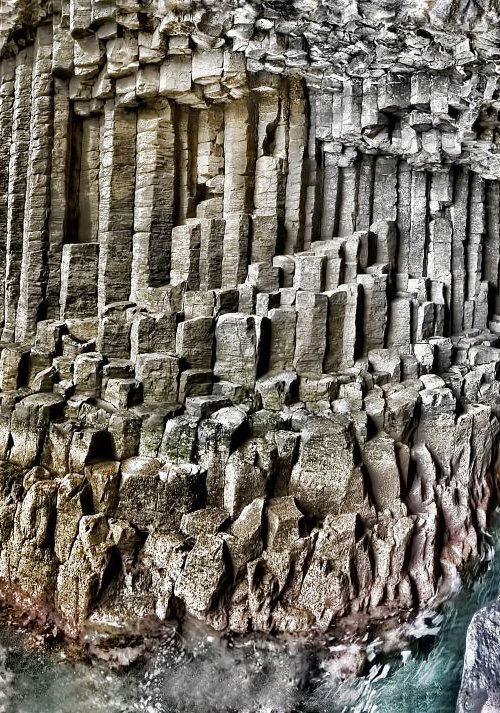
[457,603,500,713]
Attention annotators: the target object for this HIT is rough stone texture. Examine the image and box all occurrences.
[457,603,500,713]
[0,0,498,651]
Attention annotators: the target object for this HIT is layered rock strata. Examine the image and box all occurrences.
[0,0,498,639]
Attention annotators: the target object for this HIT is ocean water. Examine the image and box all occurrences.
[0,520,499,713]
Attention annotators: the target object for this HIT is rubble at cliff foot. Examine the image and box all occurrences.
[0,344,497,641]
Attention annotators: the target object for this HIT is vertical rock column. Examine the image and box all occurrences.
[131,100,175,301]
[16,26,54,341]
[319,146,340,242]
[196,105,224,219]
[283,78,307,254]
[173,105,197,225]
[451,167,468,333]
[485,181,500,316]
[199,218,225,290]
[171,220,201,290]
[357,273,388,353]
[78,117,100,243]
[372,157,398,225]
[3,47,33,341]
[408,170,428,278]
[221,97,255,288]
[254,84,289,262]
[69,0,91,35]
[0,59,15,328]
[336,149,360,237]
[302,88,318,250]
[98,101,137,309]
[46,78,71,320]
[396,161,412,276]
[466,173,486,329]
[427,217,452,297]
[60,243,99,318]
[355,154,375,232]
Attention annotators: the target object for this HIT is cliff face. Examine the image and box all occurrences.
[0,0,498,639]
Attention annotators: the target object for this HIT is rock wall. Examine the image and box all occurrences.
[0,0,499,638]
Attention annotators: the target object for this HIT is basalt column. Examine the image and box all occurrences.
[3,47,33,341]
[98,102,136,310]
[131,100,175,301]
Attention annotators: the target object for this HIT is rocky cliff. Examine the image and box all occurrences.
[0,0,498,642]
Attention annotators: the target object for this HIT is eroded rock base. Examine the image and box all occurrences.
[0,348,497,639]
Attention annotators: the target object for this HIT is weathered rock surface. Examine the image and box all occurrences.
[457,603,500,713]
[0,0,498,647]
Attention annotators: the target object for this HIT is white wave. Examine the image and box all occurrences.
[0,644,14,713]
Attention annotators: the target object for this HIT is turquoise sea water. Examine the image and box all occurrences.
[0,518,499,713]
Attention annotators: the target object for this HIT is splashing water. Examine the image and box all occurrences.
[1,519,499,713]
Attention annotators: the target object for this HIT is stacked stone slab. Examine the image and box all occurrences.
[0,0,499,643]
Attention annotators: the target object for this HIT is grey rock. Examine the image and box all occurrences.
[290,415,357,518]
[457,602,500,713]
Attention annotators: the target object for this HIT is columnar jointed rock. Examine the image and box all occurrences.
[0,0,498,647]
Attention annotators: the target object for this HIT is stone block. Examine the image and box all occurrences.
[176,317,214,370]
[266,496,304,550]
[135,353,180,405]
[255,372,298,410]
[238,284,256,313]
[185,395,231,419]
[159,56,192,96]
[223,438,277,518]
[84,460,120,515]
[294,291,327,375]
[171,220,201,289]
[290,415,357,518]
[73,352,105,398]
[97,302,136,359]
[9,393,64,468]
[103,378,139,409]
[197,406,248,507]
[255,292,281,317]
[214,313,268,388]
[362,434,402,512]
[178,369,213,403]
[0,345,30,391]
[130,312,177,362]
[183,290,215,320]
[159,414,198,465]
[181,508,229,538]
[174,534,227,619]
[247,263,280,293]
[108,410,142,460]
[251,214,277,264]
[293,253,326,292]
[214,288,239,315]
